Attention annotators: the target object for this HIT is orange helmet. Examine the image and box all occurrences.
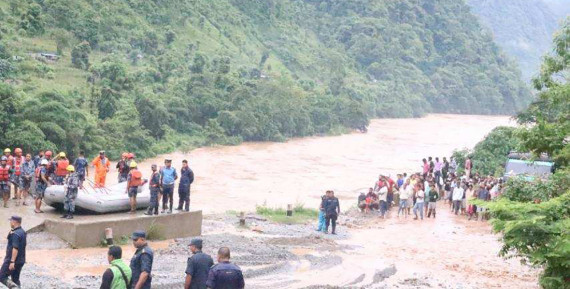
[128,153,135,159]
[14,148,22,154]
[45,150,53,157]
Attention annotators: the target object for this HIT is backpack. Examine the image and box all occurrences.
[129,170,143,187]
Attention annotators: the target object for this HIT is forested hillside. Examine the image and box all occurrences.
[467,0,567,81]
[0,0,531,159]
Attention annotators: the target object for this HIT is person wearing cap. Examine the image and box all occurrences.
[206,247,244,289]
[0,216,26,288]
[34,159,50,213]
[159,159,177,214]
[11,148,24,204]
[177,160,194,212]
[184,238,213,289]
[62,165,80,219]
[73,151,88,188]
[0,156,11,208]
[19,154,35,206]
[145,164,160,216]
[130,231,154,289]
[100,246,132,289]
[92,151,110,188]
[126,162,143,213]
[116,153,129,183]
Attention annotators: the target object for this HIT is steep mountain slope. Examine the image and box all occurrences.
[0,0,531,158]
[468,0,568,81]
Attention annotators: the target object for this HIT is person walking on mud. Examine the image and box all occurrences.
[177,160,194,212]
[185,238,214,289]
[323,190,340,234]
[0,216,26,288]
[145,164,160,216]
[100,246,132,289]
[206,247,244,289]
[160,159,177,214]
[130,231,153,289]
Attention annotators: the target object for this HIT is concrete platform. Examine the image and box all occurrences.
[42,210,202,248]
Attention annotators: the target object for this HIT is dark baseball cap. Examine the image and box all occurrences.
[131,230,146,240]
[189,238,202,247]
[9,216,22,222]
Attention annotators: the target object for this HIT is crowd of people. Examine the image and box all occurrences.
[354,156,504,221]
[0,148,195,219]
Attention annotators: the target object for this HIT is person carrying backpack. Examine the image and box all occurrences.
[127,162,143,213]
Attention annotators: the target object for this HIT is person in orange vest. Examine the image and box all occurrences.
[92,151,110,188]
[0,156,11,208]
[126,162,143,213]
[11,148,25,204]
[54,152,70,185]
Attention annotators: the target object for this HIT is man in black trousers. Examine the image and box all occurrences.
[0,216,26,288]
[323,190,340,235]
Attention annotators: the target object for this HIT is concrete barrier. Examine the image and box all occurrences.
[43,211,202,248]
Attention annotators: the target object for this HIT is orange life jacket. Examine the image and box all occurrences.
[0,165,10,182]
[13,156,24,176]
[55,159,70,176]
[128,170,143,187]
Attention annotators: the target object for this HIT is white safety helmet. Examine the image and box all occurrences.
[40,159,49,166]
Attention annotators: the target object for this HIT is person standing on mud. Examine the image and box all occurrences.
[412,184,425,220]
[177,160,194,212]
[100,246,132,289]
[62,165,80,219]
[0,216,26,288]
[160,159,177,214]
[206,247,244,289]
[323,190,340,234]
[130,231,153,289]
[185,238,214,289]
[145,164,160,216]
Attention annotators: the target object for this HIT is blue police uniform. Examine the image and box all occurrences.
[73,157,88,182]
[130,245,153,289]
[160,166,177,212]
[177,167,194,211]
[186,251,214,289]
[146,171,160,215]
[0,226,26,287]
[206,261,245,289]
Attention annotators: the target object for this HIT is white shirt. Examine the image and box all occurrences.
[377,186,388,202]
[452,187,464,201]
[399,186,410,200]
[415,190,425,203]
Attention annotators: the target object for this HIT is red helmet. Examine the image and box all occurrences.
[128,153,135,159]
[14,148,22,154]
[122,152,128,158]
[45,150,53,157]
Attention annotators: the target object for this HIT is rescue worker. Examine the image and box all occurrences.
[33,150,44,168]
[34,159,50,214]
[100,246,132,289]
[92,151,110,188]
[177,160,194,212]
[54,152,70,185]
[2,149,12,167]
[126,162,143,213]
[19,154,35,206]
[0,216,26,288]
[144,164,160,216]
[184,238,213,289]
[130,231,153,289]
[11,148,24,203]
[159,159,177,214]
[323,190,340,235]
[206,247,245,289]
[73,151,88,187]
[44,151,55,183]
[116,153,129,183]
[126,153,135,168]
[0,157,11,208]
[62,165,80,219]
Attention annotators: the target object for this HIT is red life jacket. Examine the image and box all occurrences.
[0,165,10,182]
[13,156,24,176]
[55,159,69,176]
[128,170,143,187]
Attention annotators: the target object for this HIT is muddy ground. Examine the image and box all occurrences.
[0,203,540,289]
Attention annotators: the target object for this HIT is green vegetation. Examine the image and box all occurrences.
[256,205,318,224]
[464,19,570,289]
[0,0,530,159]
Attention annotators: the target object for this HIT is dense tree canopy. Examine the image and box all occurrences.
[0,0,531,159]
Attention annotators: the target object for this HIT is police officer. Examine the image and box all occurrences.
[159,159,177,214]
[144,164,160,216]
[100,246,132,289]
[62,165,80,219]
[185,238,213,289]
[323,190,340,235]
[130,231,153,289]
[0,216,26,288]
[206,247,244,289]
[177,160,194,212]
